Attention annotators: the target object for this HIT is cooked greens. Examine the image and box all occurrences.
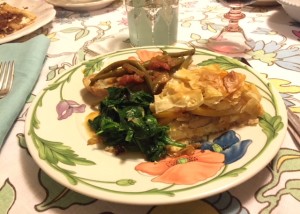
[88,87,186,162]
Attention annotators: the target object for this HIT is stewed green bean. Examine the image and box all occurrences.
[88,49,196,94]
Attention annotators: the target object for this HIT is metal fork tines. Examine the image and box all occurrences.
[0,61,14,99]
[287,107,300,146]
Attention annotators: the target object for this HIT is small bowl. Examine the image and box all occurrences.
[277,0,300,22]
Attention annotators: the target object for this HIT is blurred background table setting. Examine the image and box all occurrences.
[1,0,300,213]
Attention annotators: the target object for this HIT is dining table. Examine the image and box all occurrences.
[1,0,300,213]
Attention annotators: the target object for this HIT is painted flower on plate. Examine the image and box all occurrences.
[135,130,252,185]
[56,100,86,120]
[201,130,252,164]
[135,150,225,185]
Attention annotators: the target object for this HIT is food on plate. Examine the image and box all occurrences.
[83,49,195,99]
[0,3,36,38]
[88,87,187,162]
[152,64,264,143]
[84,49,264,161]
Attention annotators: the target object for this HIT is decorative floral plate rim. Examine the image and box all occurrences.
[0,0,56,44]
[24,46,287,205]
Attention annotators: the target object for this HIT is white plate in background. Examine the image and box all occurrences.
[0,0,56,44]
[46,0,115,11]
[252,0,279,6]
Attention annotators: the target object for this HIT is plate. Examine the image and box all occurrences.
[25,47,287,205]
[252,0,279,6]
[0,0,56,44]
[46,0,115,11]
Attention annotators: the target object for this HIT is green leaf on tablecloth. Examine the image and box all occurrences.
[77,49,86,63]
[75,29,89,41]
[47,69,57,81]
[35,170,96,211]
[0,179,16,214]
[207,23,218,33]
[60,27,83,33]
[182,19,192,28]
[191,33,201,40]
[273,150,300,201]
[181,16,194,28]
[271,149,300,173]
[255,148,300,213]
[198,56,246,70]
[286,180,300,201]
[17,133,27,149]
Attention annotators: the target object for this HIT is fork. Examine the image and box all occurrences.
[287,107,300,147]
[0,61,14,99]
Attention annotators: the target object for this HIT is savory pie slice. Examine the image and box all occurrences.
[0,3,36,38]
[151,64,264,143]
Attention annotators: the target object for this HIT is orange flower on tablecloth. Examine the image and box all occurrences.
[135,150,225,185]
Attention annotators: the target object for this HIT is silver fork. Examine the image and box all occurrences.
[287,107,300,147]
[0,61,14,99]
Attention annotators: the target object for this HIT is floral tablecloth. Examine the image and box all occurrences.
[1,0,300,213]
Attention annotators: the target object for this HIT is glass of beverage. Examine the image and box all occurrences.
[125,0,179,47]
[207,0,256,54]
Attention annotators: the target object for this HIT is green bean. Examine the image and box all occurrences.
[162,48,195,58]
[119,60,155,93]
[97,60,130,74]
[122,63,144,76]
[90,68,127,84]
[90,60,140,86]
[180,54,193,69]
[122,63,154,94]
[89,49,196,87]
[170,57,185,71]
[127,60,147,72]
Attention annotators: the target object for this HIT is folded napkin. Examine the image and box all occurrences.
[0,35,50,148]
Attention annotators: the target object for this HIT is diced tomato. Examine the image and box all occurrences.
[118,74,144,86]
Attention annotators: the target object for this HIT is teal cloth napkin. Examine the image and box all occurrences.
[0,35,50,148]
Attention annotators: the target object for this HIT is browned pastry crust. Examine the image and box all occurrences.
[0,3,36,38]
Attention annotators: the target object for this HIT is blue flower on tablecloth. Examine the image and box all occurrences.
[252,27,277,35]
[56,100,86,120]
[281,93,296,108]
[201,130,252,164]
[248,40,300,72]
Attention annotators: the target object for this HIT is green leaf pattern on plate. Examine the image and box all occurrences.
[82,57,105,77]
[198,55,249,71]
[28,65,96,184]
[259,112,284,144]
